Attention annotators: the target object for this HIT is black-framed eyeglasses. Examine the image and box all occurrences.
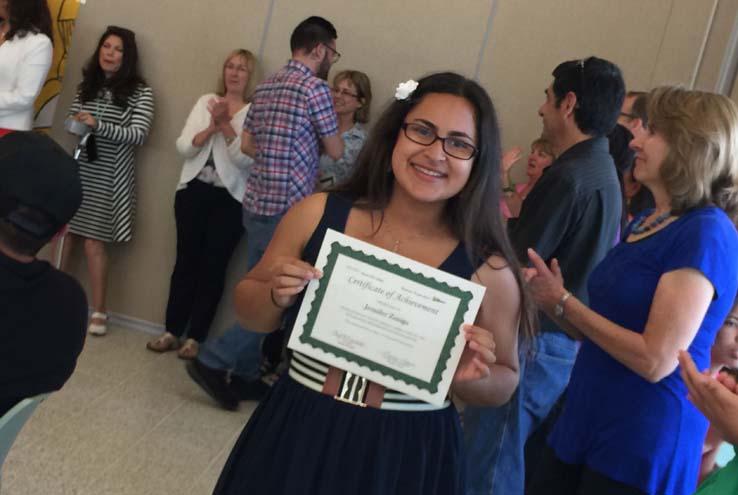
[401,123,478,160]
[331,87,359,99]
[620,111,637,120]
[323,43,341,64]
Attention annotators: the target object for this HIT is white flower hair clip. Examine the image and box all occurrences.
[395,80,418,100]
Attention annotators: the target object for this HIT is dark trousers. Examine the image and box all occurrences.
[528,446,647,495]
[164,180,244,342]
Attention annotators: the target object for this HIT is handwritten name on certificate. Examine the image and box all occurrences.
[288,229,486,405]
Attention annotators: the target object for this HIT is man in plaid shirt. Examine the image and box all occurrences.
[187,16,343,410]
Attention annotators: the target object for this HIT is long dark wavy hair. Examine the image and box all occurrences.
[5,0,52,42]
[77,26,145,108]
[334,72,536,343]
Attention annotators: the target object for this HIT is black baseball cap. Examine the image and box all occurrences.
[0,131,83,237]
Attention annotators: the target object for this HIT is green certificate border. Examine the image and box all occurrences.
[299,241,473,394]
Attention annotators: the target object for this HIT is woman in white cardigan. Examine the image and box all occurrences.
[0,0,53,131]
[147,49,257,359]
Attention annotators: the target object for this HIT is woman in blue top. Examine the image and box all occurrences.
[525,86,738,495]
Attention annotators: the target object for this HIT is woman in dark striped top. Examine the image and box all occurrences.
[61,25,154,336]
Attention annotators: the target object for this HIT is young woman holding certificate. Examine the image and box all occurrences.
[214,72,534,495]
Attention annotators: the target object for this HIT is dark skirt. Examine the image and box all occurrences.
[214,375,466,495]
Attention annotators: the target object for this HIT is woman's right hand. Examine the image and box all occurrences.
[269,257,323,309]
[679,350,738,444]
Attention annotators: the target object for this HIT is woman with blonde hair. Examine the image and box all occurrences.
[499,137,555,219]
[147,49,257,359]
[317,69,372,188]
[526,86,738,494]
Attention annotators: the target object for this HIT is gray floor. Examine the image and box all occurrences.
[1,325,256,495]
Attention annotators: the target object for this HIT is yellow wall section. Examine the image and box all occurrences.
[33,0,80,131]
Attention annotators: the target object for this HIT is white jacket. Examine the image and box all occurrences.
[175,93,253,201]
[0,32,52,130]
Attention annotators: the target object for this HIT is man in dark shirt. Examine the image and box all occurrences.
[0,131,87,416]
[464,57,625,495]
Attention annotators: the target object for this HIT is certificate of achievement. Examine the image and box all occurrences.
[287,229,486,405]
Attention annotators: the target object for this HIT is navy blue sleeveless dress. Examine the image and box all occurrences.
[214,194,479,495]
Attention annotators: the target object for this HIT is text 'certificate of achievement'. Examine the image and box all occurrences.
[287,229,486,405]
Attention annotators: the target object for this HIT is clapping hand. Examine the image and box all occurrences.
[679,350,738,445]
[524,248,567,313]
[501,147,523,174]
[208,98,229,125]
[454,324,496,382]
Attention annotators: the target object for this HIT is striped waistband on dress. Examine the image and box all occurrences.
[288,351,451,412]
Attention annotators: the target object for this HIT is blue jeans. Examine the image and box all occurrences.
[463,331,578,495]
[197,210,284,380]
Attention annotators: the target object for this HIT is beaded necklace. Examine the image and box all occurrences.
[630,210,672,235]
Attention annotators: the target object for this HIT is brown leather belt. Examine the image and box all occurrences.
[321,366,385,408]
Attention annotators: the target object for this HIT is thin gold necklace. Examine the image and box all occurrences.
[379,221,432,254]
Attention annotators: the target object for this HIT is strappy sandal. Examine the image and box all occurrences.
[177,339,199,360]
[146,332,180,353]
[88,311,108,336]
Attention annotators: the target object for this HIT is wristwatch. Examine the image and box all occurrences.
[502,185,516,193]
[554,291,572,317]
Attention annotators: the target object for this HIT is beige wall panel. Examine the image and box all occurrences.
[649,0,717,87]
[478,0,670,182]
[694,0,738,90]
[45,0,738,329]
[258,0,495,127]
[732,71,738,101]
[49,0,272,328]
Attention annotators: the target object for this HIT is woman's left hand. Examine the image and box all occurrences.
[75,112,98,129]
[210,100,229,125]
[525,248,567,313]
[501,146,522,174]
[454,324,496,382]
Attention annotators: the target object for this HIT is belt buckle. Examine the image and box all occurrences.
[333,370,369,408]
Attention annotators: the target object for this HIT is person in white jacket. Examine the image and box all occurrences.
[0,0,53,131]
[147,49,257,359]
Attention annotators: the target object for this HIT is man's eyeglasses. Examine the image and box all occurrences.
[331,87,359,99]
[323,43,341,64]
[402,123,477,160]
[620,111,637,121]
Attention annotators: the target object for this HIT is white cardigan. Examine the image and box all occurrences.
[175,93,253,201]
[0,32,52,130]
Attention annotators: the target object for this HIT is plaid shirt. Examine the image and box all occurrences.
[243,60,339,215]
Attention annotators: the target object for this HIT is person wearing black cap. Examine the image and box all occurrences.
[0,131,87,416]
